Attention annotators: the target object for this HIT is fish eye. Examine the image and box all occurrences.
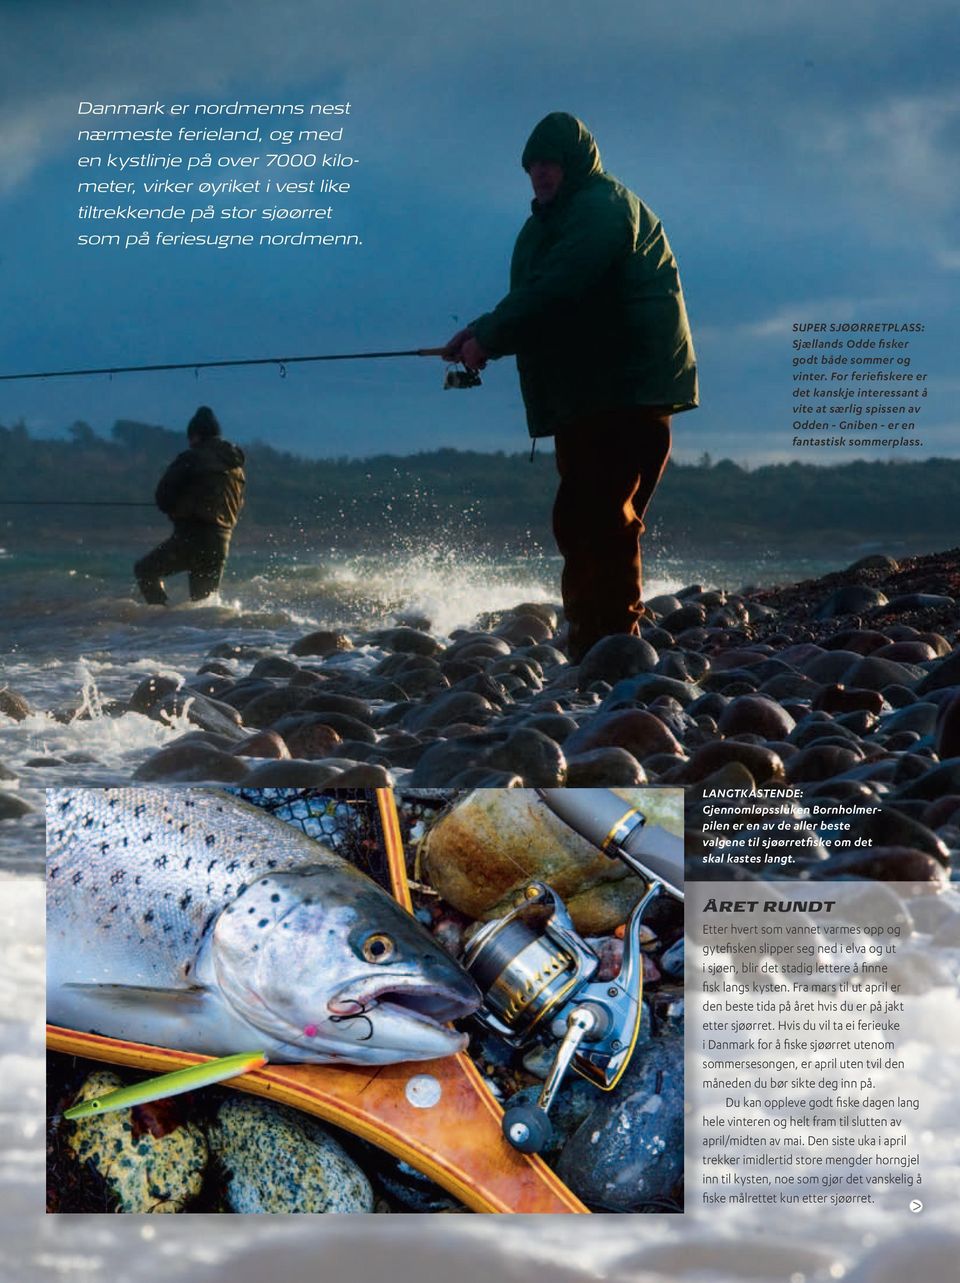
[362,933,395,963]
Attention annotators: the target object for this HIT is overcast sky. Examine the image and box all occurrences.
[1,0,956,463]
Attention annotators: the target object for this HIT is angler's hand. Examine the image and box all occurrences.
[441,327,473,362]
[460,336,489,371]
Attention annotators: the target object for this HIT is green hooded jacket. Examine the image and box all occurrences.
[470,113,698,438]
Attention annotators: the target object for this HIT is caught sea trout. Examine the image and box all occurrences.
[46,789,480,1065]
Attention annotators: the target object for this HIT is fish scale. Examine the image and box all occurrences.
[47,790,344,987]
[46,788,480,1064]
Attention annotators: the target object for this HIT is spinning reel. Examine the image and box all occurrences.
[463,789,684,1154]
[443,365,482,390]
[464,877,667,1153]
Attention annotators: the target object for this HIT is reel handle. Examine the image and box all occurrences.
[501,1005,598,1154]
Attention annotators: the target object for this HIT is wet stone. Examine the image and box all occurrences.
[151,691,244,739]
[843,655,927,690]
[239,686,314,727]
[372,626,441,656]
[661,604,707,632]
[485,727,567,786]
[274,717,344,760]
[183,674,234,700]
[785,745,863,784]
[209,1096,373,1213]
[873,641,939,664]
[231,730,291,759]
[128,675,181,715]
[249,655,302,680]
[556,1031,683,1211]
[132,744,250,784]
[407,737,490,786]
[332,763,395,787]
[289,630,354,658]
[916,646,960,695]
[445,633,512,660]
[565,710,682,761]
[758,673,821,700]
[522,712,578,742]
[519,643,568,668]
[494,612,554,645]
[801,650,866,683]
[645,593,683,617]
[448,672,514,707]
[401,691,497,734]
[65,1070,207,1213]
[815,584,889,618]
[0,791,34,819]
[242,760,342,787]
[282,710,376,745]
[817,846,947,883]
[885,592,956,612]
[298,690,373,720]
[717,694,795,739]
[0,692,32,723]
[851,805,949,864]
[215,679,277,711]
[447,767,524,787]
[196,660,234,678]
[565,747,647,786]
[489,656,544,686]
[577,635,659,690]
[935,690,960,759]
[812,685,885,715]
[601,673,704,710]
[822,629,891,655]
[660,939,684,978]
[683,741,786,787]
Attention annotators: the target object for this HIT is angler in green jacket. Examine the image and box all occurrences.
[134,406,246,605]
[443,112,698,662]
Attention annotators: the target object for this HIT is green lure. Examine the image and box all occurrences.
[63,1051,268,1120]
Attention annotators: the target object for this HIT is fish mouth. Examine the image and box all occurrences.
[331,977,480,1032]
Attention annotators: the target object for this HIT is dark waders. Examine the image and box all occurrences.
[134,522,231,605]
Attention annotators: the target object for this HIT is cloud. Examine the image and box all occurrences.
[802,89,960,250]
[698,296,881,342]
[3,0,957,197]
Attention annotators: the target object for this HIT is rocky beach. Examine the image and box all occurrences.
[4,547,959,884]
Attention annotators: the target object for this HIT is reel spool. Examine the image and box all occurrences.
[443,365,482,389]
[463,879,664,1153]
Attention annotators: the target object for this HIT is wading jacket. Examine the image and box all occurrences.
[155,438,246,531]
[471,113,698,438]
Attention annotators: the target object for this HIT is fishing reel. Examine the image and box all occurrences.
[443,364,482,390]
[463,877,666,1154]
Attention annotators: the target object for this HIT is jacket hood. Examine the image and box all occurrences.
[521,113,602,192]
[194,438,245,470]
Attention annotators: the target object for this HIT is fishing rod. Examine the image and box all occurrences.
[0,499,154,506]
[0,346,482,384]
